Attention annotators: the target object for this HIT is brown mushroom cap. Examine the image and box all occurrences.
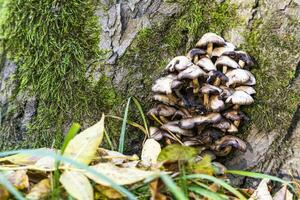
[165,56,193,72]
[235,86,256,95]
[212,42,235,57]
[196,32,226,48]
[211,118,231,132]
[187,48,207,62]
[227,123,238,133]
[149,127,164,140]
[207,70,229,85]
[196,57,216,72]
[213,135,247,152]
[177,64,207,80]
[223,110,249,122]
[219,85,235,99]
[215,56,240,69]
[179,113,222,129]
[225,91,254,105]
[209,95,225,112]
[151,74,177,94]
[200,84,222,95]
[161,122,194,136]
[153,94,177,106]
[147,104,177,117]
[223,51,254,67]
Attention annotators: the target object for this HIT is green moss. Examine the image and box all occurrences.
[241,18,300,132]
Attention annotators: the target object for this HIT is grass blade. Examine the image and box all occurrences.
[185,174,246,200]
[0,172,26,200]
[104,128,114,150]
[160,173,188,200]
[188,186,228,200]
[132,97,149,137]
[106,115,147,135]
[61,123,81,154]
[0,149,137,200]
[119,97,131,153]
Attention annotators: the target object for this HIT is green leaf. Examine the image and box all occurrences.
[188,186,228,200]
[160,173,188,200]
[119,97,131,153]
[187,155,214,175]
[61,123,81,154]
[158,144,198,162]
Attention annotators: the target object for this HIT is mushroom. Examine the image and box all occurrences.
[165,56,193,72]
[215,55,240,74]
[153,94,178,106]
[147,104,177,122]
[186,48,207,63]
[219,85,235,99]
[207,70,228,86]
[199,84,222,108]
[226,91,254,109]
[211,135,247,156]
[223,110,249,127]
[211,118,231,132]
[209,95,225,112]
[177,64,207,93]
[161,122,194,137]
[196,32,226,56]
[212,42,235,58]
[222,50,254,68]
[234,86,256,95]
[149,127,164,141]
[226,69,256,87]
[196,57,216,72]
[179,113,222,129]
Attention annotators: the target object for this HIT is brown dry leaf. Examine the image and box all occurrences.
[141,139,161,165]
[273,185,293,200]
[150,179,167,200]
[26,179,51,200]
[95,184,123,199]
[63,114,105,165]
[0,185,9,200]
[60,171,93,200]
[0,148,53,165]
[84,163,157,186]
[249,179,272,200]
[4,170,29,189]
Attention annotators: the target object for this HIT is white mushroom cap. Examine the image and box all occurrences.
[210,95,225,112]
[200,84,222,94]
[165,56,193,72]
[235,86,256,95]
[151,74,177,94]
[215,56,240,69]
[177,64,207,80]
[196,32,226,48]
[179,113,222,129]
[226,69,255,86]
[225,91,254,105]
[220,86,235,99]
[212,42,236,57]
[196,57,216,72]
[161,122,194,136]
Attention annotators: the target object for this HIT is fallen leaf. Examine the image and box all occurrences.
[249,179,272,200]
[0,185,9,200]
[97,148,139,165]
[158,144,198,162]
[273,185,293,200]
[63,114,105,165]
[141,139,161,165]
[188,155,214,175]
[84,163,157,186]
[95,184,123,199]
[4,170,29,189]
[34,156,55,170]
[26,179,51,200]
[60,171,93,200]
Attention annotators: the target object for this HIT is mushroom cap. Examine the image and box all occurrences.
[200,84,222,95]
[151,74,177,94]
[196,57,216,72]
[223,51,254,67]
[161,122,194,136]
[209,95,225,112]
[227,123,238,133]
[219,86,235,99]
[226,69,254,86]
[225,91,254,105]
[196,32,226,48]
[147,104,177,117]
[212,42,235,57]
[153,94,177,106]
[177,64,207,80]
[207,70,229,85]
[215,56,240,69]
[211,118,231,132]
[223,110,249,122]
[187,48,207,60]
[165,56,193,72]
[179,113,222,129]
[149,127,164,140]
[213,135,247,152]
[235,86,256,95]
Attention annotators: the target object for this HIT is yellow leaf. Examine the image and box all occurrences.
[273,185,293,200]
[158,144,198,162]
[0,185,9,200]
[95,185,123,199]
[188,155,214,175]
[26,179,51,200]
[84,163,157,186]
[249,179,272,200]
[4,170,29,189]
[34,156,55,170]
[60,171,93,200]
[141,139,161,165]
[63,114,105,165]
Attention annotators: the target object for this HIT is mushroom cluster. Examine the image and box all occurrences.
[148,32,256,157]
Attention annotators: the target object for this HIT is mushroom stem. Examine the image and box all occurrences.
[203,93,209,108]
[239,60,245,68]
[213,77,221,86]
[207,42,213,57]
[234,120,240,127]
[222,65,228,74]
[233,104,240,110]
[192,78,200,94]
